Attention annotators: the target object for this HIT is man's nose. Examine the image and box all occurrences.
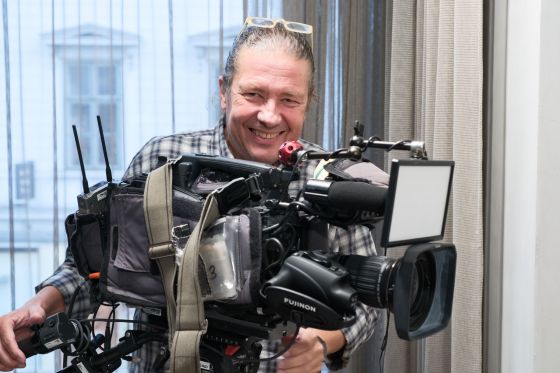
[257,100,282,126]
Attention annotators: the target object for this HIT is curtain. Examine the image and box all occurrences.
[1,0,483,372]
[284,3,484,373]
[283,0,386,164]
[384,1,484,373]
[282,2,387,373]
[0,1,244,371]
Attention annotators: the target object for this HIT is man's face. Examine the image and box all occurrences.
[220,46,312,165]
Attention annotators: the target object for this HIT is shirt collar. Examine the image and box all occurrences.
[214,115,234,158]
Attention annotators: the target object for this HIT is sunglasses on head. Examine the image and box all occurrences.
[241,16,313,51]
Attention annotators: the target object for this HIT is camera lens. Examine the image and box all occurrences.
[408,252,436,330]
[338,255,398,309]
[338,251,436,329]
[340,244,456,340]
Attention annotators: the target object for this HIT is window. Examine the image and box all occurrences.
[66,61,123,170]
[2,1,246,371]
[0,1,392,371]
[186,25,238,130]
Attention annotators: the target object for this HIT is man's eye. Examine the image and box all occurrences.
[243,92,261,98]
[282,98,300,105]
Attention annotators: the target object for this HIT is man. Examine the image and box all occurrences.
[0,17,378,373]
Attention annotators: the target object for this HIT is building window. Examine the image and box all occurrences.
[188,26,238,129]
[66,61,123,170]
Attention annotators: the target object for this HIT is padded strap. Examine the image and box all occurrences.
[170,330,204,372]
[170,193,221,372]
[144,162,223,373]
[142,163,183,369]
[143,163,178,333]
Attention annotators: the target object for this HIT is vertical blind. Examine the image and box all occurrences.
[1,1,246,370]
[0,0,385,371]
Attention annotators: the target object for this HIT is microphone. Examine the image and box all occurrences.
[303,179,387,215]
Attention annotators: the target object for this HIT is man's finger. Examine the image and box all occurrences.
[1,330,26,364]
[281,334,301,347]
[316,336,328,360]
[14,326,36,342]
[0,334,26,370]
[0,315,29,368]
[276,351,323,373]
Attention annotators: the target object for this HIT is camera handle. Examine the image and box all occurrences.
[18,312,168,373]
[72,329,167,372]
[279,121,427,168]
[349,120,427,159]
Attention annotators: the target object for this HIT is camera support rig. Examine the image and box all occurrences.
[18,313,167,373]
[19,118,454,373]
[279,121,427,167]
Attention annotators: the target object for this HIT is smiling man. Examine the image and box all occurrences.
[220,44,311,165]
[0,17,379,373]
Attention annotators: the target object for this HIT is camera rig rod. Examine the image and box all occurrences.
[279,121,427,167]
[349,120,427,159]
[353,139,427,159]
[362,140,423,152]
[88,330,167,371]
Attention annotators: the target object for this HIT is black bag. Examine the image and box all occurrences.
[68,175,262,308]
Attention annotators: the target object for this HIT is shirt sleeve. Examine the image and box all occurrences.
[37,135,179,319]
[34,139,160,317]
[122,136,163,180]
[325,224,380,371]
[35,246,94,320]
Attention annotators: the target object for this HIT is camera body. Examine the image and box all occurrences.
[262,251,358,330]
[21,128,457,373]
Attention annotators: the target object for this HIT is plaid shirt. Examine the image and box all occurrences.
[37,120,379,372]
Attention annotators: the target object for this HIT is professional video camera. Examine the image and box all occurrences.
[19,120,456,373]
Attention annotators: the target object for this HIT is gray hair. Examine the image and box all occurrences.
[222,22,315,96]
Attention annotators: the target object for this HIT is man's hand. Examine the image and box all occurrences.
[277,328,346,373]
[0,304,45,370]
[0,286,64,371]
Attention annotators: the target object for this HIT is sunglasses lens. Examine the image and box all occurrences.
[241,17,312,51]
[251,17,275,27]
[285,22,312,33]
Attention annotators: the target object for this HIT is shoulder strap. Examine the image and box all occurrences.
[144,162,177,325]
[171,193,220,372]
[143,162,209,373]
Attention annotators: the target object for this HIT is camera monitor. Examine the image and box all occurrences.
[381,159,454,247]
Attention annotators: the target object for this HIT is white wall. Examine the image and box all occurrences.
[501,0,560,372]
[534,0,560,371]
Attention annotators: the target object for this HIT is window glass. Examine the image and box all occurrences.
[66,61,122,169]
[0,1,243,371]
[0,2,385,372]
[97,65,117,95]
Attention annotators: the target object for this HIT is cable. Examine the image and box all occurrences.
[366,135,382,145]
[67,279,86,319]
[378,310,390,368]
[262,224,298,279]
[262,204,298,234]
[81,318,169,332]
[234,326,301,364]
[386,140,411,152]
[90,302,103,350]
[263,200,320,236]
[104,303,118,350]
[275,150,308,207]
[62,278,87,367]
[62,320,91,357]
[326,147,348,160]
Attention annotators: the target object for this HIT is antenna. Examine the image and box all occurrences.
[72,124,90,194]
[96,115,113,183]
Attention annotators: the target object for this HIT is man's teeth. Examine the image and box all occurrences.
[252,129,280,139]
